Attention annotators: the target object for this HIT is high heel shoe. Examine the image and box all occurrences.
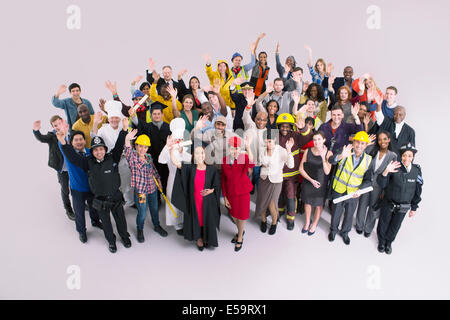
[234,239,244,252]
[231,230,245,243]
[308,224,317,236]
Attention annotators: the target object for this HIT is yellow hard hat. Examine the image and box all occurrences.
[353,131,370,143]
[135,134,151,147]
[276,113,295,126]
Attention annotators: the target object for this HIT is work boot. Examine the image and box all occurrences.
[328,232,335,242]
[108,243,117,253]
[121,237,132,248]
[286,215,295,230]
[137,229,145,243]
[79,232,87,243]
[260,221,267,233]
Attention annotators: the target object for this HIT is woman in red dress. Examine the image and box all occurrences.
[221,135,255,252]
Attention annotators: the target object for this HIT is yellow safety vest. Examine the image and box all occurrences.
[332,153,372,194]
[232,67,248,93]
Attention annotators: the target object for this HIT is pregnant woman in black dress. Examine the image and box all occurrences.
[299,131,332,235]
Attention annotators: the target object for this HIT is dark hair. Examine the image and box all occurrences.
[369,130,393,157]
[305,116,316,128]
[292,66,303,73]
[331,105,344,113]
[313,130,326,140]
[273,77,284,84]
[70,130,85,143]
[305,83,325,102]
[266,99,280,112]
[50,115,63,125]
[139,82,150,91]
[68,83,80,92]
[188,76,200,90]
[386,86,398,94]
[160,83,169,90]
[359,101,370,112]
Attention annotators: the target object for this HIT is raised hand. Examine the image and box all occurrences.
[258,32,266,40]
[99,98,106,112]
[284,63,291,74]
[275,42,280,54]
[152,70,160,83]
[304,44,312,53]
[341,144,353,159]
[291,90,301,106]
[244,134,253,150]
[105,80,117,94]
[384,160,401,175]
[328,74,336,87]
[202,85,212,93]
[363,113,371,126]
[132,75,143,85]
[368,134,376,146]
[374,92,384,106]
[285,137,294,153]
[122,117,129,131]
[351,102,360,117]
[266,82,274,93]
[167,85,177,99]
[195,115,208,130]
[319,145,328,160]
[302,81,310,93]
[232,77,244,87]
[295,115,306,129]
[177,69,188,80]
[326,62,334,76]
[201,53,211,65]
[213,78,222,93]
[250,42,256,53]
[128,107,137,118]
[245,91,256,107]
[33,120,41,131]
[56,85,67,97]
[93,111,103,125]
[148,58,155,71]
[125,128,138,143]
[292,72,301,84]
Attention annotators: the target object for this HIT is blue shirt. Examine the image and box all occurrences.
[58,141,91,192]
[52,96,94,128]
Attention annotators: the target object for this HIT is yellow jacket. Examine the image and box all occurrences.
[150,84,182,123]
[205,60,235,109]
[300,95,328,123]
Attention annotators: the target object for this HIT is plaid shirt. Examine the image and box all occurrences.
[125,146,160,194]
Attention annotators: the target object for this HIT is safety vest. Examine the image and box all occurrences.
[128,110,152,127]
[232,67,248,93]
[332,153,372,194]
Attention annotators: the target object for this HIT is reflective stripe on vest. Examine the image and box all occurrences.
[291,149,300,156]
[233,68,248,92]
[283,170,300,178]
[332,153,372,194]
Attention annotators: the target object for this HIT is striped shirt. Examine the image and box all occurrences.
[124,146,160,194]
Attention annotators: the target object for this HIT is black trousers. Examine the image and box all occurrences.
[96,192,130,244]
[57,171,72,212]
[377,205,407,246]
[330,197,359,236]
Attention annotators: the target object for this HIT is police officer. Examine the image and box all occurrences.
[59,118,133,253]
[376,143,423,255]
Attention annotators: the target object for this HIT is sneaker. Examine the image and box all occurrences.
[154,225,168,237]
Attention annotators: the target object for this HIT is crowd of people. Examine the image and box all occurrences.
[33,33,423,255]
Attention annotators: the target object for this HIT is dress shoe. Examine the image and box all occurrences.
[342,234,351,245]
[364,232,371,238]
[328,232,335,242]
[377,244,385,253]
[231,231,245,243]
[92,220,103,230]
[286,220,295,231]
[79,233,87,243]
[307,226,316,236]
[234,240,243,252]
[268,224,277,235]
[108,243,117,253]
[65,209,75,221]
[355,229,363,235]
[154,225,168,237]
[260,221,267,233]
[196,243,204,251]
[385,244,392,255]
[176,229,184,236]
[301,226,309,234]
[137,229,145,243]
[121,237,132,248]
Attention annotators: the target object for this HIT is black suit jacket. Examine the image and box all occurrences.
[146,70,180,98]
[322,77,358,98]
[372,118,416,156]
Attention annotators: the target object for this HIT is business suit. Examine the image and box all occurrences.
[372,118,416,156]
[322,77,358,98]
[355,150,397,234]
[146,70,181,98]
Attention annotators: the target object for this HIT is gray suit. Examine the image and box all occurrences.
[355,150,397,234]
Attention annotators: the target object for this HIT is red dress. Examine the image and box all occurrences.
[221,153,255,220]
[194,169,206,227]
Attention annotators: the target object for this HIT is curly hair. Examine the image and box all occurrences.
[305,83,325,102]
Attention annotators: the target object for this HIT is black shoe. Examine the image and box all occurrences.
[328,232,335,242]
[377,243,385,253]
[79,233,87,243]
[137,229,145,243]
[234,240,243,252]
[92,220,103,230]
[342,234,351,245]
[108,243,117,253]
[176,229,184,236]
[355,229,363,235]
[250,188,255,195]
[268,224,277,235]
[287,220,294,230]
[65,208,75,221]
[385,244,392,255]
[154,225,168,237]
[231,231,245,243]
[131,204,137,209]
[197,243,204,251]
[260,221,267,233]
[121,237,132,248]
[364,232,371,238]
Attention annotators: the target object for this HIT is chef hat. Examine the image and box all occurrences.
[104,100,123,119]
[170,118,186,140]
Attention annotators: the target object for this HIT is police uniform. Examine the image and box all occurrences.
[376,143,423,254]
[62,132,131,253]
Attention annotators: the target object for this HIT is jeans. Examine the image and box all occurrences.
[57,171,72,211]
[71,189,100,234]
[134,190,159,230]
[253,166,261,188]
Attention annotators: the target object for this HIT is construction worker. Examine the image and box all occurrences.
[375,143,423,255]
[327,131,375,245]
[277,113,314,230]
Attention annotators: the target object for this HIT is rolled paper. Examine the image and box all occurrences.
[332,186,374,204]
[177,140,192,147]
[132,94,149,111]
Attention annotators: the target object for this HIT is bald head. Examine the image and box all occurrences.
[393,106,406,124]
[255,111,268,129]
[77,104,90,122]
